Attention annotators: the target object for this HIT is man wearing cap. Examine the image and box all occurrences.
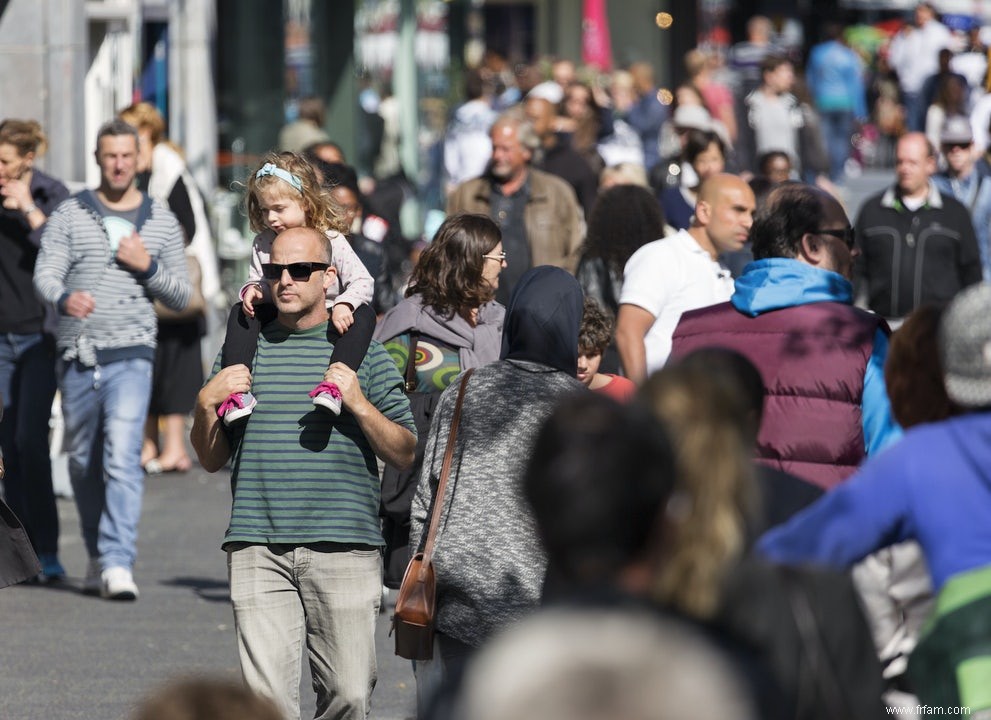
[932,115,991,281]
[757,282,991,706]
[854,132,982,327]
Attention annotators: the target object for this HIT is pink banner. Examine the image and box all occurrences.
[582,0,612,71]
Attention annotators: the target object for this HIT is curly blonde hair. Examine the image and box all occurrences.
[245,152,347,234]
[640,364,756,619]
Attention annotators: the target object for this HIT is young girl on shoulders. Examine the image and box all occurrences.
[218,152,376,423]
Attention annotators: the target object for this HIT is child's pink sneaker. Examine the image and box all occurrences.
[309,382,343,415]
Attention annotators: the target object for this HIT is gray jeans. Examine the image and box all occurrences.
[228,543,382,720]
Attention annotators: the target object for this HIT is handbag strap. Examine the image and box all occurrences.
[403,332,420,394]
[418,368,474,578]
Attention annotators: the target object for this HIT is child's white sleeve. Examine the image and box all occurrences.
[328,231,374,309]
[238,232,273,303]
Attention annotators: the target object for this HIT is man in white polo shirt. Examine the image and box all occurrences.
[616,174,755,383]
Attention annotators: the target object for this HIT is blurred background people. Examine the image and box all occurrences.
[0,118,69,582]
[443,69,496,194]
[455,609,758,720]
[119,102,216,476]
[660,129,727,231]
[277,95,331,153]
[806,22,868,184]
[887,2,951,132]
[132,677,282,720]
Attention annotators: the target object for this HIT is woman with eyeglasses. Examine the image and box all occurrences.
[373,213,506,593]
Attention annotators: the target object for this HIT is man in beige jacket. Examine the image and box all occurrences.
[447,112,584,304]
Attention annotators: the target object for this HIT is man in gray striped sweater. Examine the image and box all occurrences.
[34,119,190,600]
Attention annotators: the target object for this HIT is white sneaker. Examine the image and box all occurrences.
[82,559,102,595]
[101,566,139,601]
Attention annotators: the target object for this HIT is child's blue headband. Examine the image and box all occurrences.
[255,163,303,193]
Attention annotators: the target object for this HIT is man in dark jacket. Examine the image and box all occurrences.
[854,132,982,327]
[670,183,901,491]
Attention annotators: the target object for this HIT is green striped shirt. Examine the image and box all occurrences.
[216,321,415,549]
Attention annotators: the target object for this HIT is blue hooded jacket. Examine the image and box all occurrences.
[759,412,991,590]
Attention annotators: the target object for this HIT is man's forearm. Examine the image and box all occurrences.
[190,402,232,473]
[616,332,647,385]
[351,399,416,470]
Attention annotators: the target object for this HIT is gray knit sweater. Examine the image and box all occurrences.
[409,359,583,647]
[34,191,190,366]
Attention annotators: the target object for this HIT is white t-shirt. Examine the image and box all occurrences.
[620,230,735,375]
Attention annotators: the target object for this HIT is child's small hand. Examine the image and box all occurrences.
[242,285,264,317]
[331,304,355,334]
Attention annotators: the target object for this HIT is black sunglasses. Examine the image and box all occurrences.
[260,261,330,281]
[815,226,856,250]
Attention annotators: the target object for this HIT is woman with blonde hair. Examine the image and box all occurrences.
[0,119,69,581]
[642,359,885,719]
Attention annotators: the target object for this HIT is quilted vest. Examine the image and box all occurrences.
[670,301,884,490]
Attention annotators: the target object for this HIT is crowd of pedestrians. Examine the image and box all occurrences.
[5,2,991,719]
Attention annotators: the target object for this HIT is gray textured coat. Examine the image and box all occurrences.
[409,266,585,648]
[409,360,583,647]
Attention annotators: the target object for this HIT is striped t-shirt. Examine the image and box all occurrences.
[217,321,416,549]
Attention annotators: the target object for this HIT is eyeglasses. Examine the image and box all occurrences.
[483,251,507,263]
[814,226,856,250]
[260,261,330,280]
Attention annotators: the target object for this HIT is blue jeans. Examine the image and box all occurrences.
[820,109,855,183]
[58,357,152,569]
[0,332,59,555]
[228,543,382,720]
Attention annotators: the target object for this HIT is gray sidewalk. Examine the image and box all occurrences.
[1,467,415,720]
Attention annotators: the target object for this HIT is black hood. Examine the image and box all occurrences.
[500,266,583,375]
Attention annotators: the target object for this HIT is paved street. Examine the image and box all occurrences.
[0,466,416,720]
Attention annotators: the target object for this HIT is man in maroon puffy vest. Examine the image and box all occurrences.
[671,183,902,489]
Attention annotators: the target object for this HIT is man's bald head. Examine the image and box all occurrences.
[273,226,331,264]
[693,174,756,255]
[697,173,753,208]
[896,132,937,198]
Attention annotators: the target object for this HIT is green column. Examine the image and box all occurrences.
[311,0,357,161]
[215,0,286,186]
